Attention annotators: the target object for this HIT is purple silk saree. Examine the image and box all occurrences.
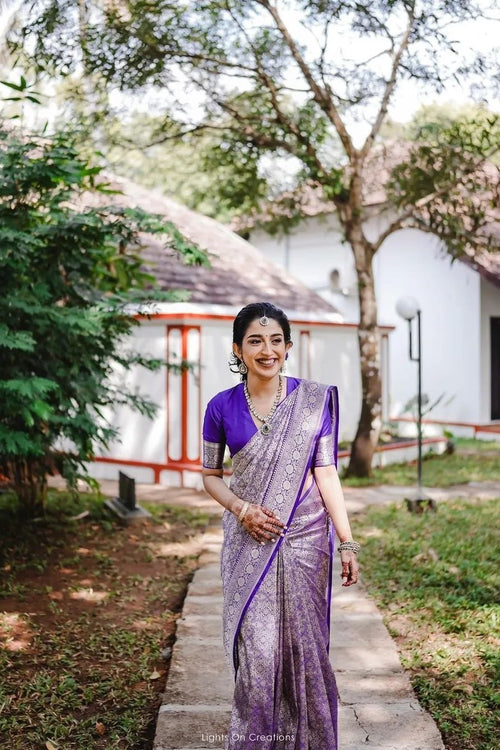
[203,379,339,750]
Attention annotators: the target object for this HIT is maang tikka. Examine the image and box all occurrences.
[259,316,270,326]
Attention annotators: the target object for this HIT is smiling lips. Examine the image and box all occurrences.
[258,358,278,366]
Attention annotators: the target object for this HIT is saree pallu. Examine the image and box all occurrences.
[221,381,338,750]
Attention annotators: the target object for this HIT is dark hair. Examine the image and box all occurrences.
[229,302,292,378]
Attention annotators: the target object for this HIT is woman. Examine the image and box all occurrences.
[202,302,360,750]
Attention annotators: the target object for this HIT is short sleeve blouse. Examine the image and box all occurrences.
[202,377,337,470]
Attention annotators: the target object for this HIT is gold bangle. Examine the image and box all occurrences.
[238,501,250,523]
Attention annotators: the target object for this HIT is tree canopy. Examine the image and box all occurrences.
[12,0,500,475]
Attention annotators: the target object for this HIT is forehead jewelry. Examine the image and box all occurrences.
[259,316,270,326]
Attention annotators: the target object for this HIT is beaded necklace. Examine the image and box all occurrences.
[243,375,283,435]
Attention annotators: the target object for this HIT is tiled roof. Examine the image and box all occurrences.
[460,250,500,290]
[94,176,338,314]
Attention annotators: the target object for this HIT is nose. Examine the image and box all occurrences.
[261,339,273,354]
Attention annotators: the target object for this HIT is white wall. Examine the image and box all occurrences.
[251,217,490,425]
[250,217,360,321]
[480,277,500,421]
[374,229,482,423]
[200,320,239,412]
[86,313,371,484]
[303,326,361,442]
[97,321,168,463]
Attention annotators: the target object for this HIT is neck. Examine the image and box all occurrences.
[246,372,281,396]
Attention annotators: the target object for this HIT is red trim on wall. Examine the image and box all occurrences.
[166,325,178,464]
[94,456,204,483]
[166,324,201,467]
[181,326,189,460]
[337,436,445,459]
[393,416,500,436]
[136,311,395,332]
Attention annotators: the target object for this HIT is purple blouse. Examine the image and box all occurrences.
[202,377,335,470]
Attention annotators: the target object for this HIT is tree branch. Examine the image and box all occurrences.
[372,147,500,253]
[257,0,355,159]
[212,96,300,154]
[371,206,416,253]
[223,1,330,180]
[114,123,231,149]
[360,6,415,161]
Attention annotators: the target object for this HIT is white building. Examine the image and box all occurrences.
[87,179,395,487]
[247,196,500,436]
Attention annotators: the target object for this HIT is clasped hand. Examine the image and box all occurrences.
[241,503,286,544]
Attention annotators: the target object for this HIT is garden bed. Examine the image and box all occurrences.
[0,493,212,750]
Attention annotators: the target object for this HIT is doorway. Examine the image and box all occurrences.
[491,318,500,420]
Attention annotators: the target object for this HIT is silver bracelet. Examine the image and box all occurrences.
[238,501,250,523]
[338,540,361,554]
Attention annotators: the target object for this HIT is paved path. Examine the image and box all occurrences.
[59,477,499,749]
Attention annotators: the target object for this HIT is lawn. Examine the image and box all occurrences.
[351,496,500,750]
[343,437,500,487]
[0,491,212,750]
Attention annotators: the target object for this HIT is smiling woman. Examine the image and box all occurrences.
[201,301,360,750]
[235,313,292,436]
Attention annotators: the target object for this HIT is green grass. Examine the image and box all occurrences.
[453,437,500,452]
[0,486,112,524]
[0,619,167,747]
[343,438,500,487]
[0,489,211,749]
[352,497,500,750]
[141,501,211,528]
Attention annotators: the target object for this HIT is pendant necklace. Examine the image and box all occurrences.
[244,375,283,435]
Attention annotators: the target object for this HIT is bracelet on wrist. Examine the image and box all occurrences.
[237,500,250,523]
[338,540,361,554]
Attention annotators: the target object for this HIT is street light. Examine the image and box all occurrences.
[395,297,436,513]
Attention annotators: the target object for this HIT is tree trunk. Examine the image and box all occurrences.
[344,236,382,477]
[8,457,48,517]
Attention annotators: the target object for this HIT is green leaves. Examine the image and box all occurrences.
[0,76,44,106]
[0,125,205,514]
[0,326,35,352]
[387,109,500,257]
[0,378,59,399]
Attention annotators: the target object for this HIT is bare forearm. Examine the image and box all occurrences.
[202,472,244,517]
[314,464,353,542]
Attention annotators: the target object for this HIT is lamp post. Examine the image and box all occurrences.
[395,297,436,513]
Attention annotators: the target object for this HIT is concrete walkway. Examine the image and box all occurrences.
[85,478,500,750]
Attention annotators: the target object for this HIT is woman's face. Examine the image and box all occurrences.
[234,317,292,380]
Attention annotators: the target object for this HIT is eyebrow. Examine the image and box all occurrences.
[246,332,284,339]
